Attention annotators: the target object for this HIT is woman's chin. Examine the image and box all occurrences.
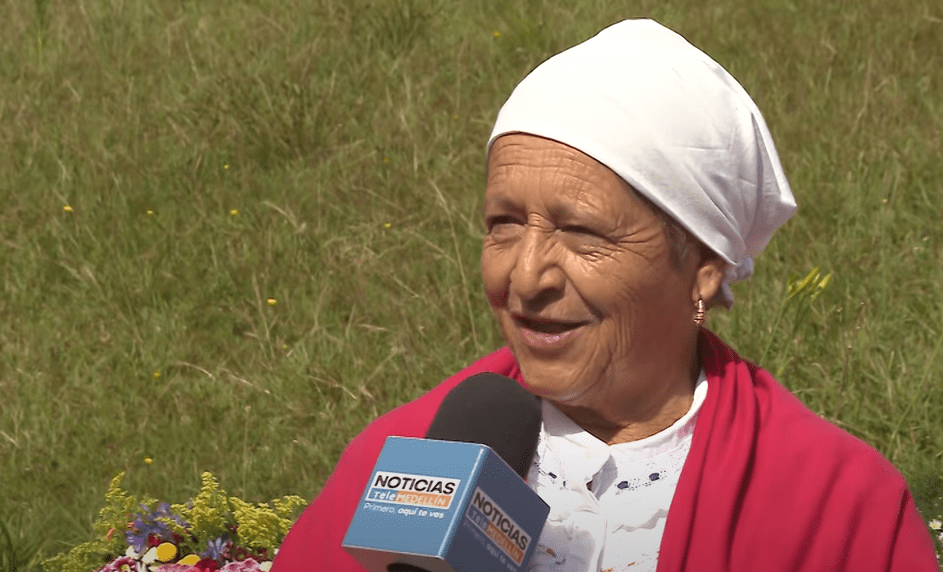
[512,357,593,403]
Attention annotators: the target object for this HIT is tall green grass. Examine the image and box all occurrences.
[1,0,941,566]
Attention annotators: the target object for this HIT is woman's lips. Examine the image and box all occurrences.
[513,315,586,351]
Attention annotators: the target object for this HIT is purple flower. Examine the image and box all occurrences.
[202,536,230,560]
[125,503,188,553]
[154,503,187,527]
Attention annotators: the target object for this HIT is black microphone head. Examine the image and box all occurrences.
[425,372,541,480]
[386,564,430,572]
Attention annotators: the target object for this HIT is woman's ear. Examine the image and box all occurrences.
[691,246,728,308]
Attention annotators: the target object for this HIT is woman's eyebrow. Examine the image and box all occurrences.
[483,194,521,212]
[546,201,578,222]
[546,200,614,231]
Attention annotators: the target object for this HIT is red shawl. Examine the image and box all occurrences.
[272,331,938,571]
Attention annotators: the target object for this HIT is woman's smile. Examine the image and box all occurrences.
[513,314,589,352]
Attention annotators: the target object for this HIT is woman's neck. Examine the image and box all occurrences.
[552,351,701,445]
[553,389,695,445]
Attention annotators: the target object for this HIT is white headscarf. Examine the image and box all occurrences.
[488,19,797,307]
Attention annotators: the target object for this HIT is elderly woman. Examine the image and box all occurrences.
[272,20,938,572]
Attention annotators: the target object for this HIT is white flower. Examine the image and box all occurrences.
[930,519,942,531]
[142,547,159,566]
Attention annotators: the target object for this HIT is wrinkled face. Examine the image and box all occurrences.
[482,134,701,410]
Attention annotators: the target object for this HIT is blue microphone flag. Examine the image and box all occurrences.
[342,436,549,572]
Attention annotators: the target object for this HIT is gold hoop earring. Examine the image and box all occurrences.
[693,298,706,327]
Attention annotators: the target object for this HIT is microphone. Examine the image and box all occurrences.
[342,373,549,572]
[426,372,542,480]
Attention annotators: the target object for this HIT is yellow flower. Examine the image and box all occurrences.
[153,370,161,379]
[146,209,155,216]
[179,554,200,566]
[492,30,500,38]
[143,457,153,465]
[63,205,73,212]
[384,222,392,229]
[156,542,177,562]
[267,298,277,306]
[383,157,391,165]
[224,164,230,170]
[230,209,239,216]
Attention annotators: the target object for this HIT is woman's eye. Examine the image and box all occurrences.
[560,225,611,254]
[487,216,521,232]
[562,225,599,237]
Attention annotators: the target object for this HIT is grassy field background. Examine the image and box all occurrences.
[1,0,941,567]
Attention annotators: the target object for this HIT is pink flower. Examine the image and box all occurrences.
[98,556,142,572]
[155,566,198,572]
[219,558,262,572]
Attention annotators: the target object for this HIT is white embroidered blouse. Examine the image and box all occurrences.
[526,372,708,572]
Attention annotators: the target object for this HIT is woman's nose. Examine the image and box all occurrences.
[509,227,565,303]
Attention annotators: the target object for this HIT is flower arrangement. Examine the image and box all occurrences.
[43,473,306,572]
